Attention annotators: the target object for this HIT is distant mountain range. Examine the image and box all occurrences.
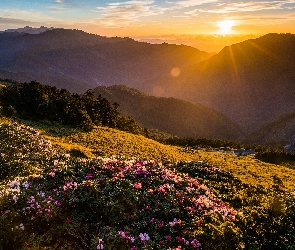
[93,85,243,140]
[1,28,295,146]
[0,28,210,93]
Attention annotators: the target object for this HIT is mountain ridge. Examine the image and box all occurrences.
[93,85,243,140]
[0,28,211,93]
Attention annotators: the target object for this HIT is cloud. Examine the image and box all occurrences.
[0,9,56,22]
[0,17,46,31]
[0,17,37,25]
[94,1,167,26]
[49,7,66,12]
[49,0,83,14]
[173,0,218,8]
[195,0,295,13]
[184,9,199,16]
[53,0,82,8]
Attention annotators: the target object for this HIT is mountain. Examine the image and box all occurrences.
[139,33,295,132]
[2,29,295,143]
[247,112,295,148]
[93,85,243,140]
[0,28,211,93]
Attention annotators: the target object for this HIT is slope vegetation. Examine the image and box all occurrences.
[93,85,243,140]
[22,119,295,191]
[1,117,295,249]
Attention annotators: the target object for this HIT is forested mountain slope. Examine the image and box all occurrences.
[93,85,243,140]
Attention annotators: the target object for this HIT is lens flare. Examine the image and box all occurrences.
[171,67,180,77]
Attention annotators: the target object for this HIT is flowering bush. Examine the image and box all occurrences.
[1,120,295,249]
[0,121,244,249]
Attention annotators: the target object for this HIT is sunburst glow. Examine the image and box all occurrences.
[217,20,236,34]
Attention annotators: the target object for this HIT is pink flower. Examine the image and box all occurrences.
[54,200,61,206]
[134,182,142,189]
[158,221,164,227]
[97,244,103,249]
[48,172,55,177]
[119,231,126,238]
[85,173,93,180]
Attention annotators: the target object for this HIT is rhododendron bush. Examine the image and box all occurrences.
[1,121,295,249]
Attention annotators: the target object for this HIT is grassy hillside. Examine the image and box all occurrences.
[0,117,239,249]
[197,151,295,190]
[1,117,295,249]
[22,119,295,191]
[23,120,195,162]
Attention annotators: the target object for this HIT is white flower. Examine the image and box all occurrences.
[22,181,30,189]
[13,195,18,203]
[37,191,45,197]
[9,180,20,188]
[139,233,150,241]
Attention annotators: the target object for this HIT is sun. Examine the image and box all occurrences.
[217,20,236,34]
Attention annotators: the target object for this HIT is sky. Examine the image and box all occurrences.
[1,0,295,37]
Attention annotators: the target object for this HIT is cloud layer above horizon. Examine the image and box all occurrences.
[1,0,295,35]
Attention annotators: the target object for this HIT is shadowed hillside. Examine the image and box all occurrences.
[248,112,295,148]
[93,85,243,140]
[0,28,211,93]
[139,33,295,132]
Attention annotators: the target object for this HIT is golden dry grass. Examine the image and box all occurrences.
[197,151,295,190]
[4,117,295,191]
[45,125,197,162]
